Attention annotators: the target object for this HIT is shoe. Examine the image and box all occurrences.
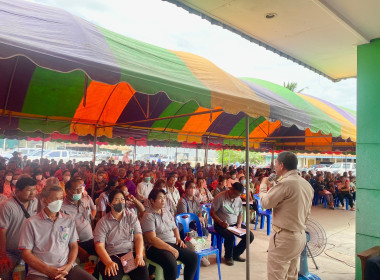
[340,205,345,210]
[329,206,335,210]
[201,257,210,266]
[233,256,246,262]
[225,258,234,266]
[350,207,355,211]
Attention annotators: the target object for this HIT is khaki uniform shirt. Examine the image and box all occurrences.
[259,170,314,232]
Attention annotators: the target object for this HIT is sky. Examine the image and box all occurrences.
[27,0,357,110]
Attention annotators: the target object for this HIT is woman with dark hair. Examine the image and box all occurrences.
[140,188,197,280]
[32,169,45,194]
[94,189,148,280]
[97,180,119,218]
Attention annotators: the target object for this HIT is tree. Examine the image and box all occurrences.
[283,81,307,93]
[217,149,265,166]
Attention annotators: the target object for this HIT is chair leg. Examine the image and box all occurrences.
[345,197,349,210]
[217,234,223,260]
[216,250,222,280]
[193,254,202,280]
[260,215,265,229]
[254,214,259,230]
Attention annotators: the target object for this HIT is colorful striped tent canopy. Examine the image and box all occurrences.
[0,0,356,152]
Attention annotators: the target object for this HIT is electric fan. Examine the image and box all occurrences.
[298,218,327,280]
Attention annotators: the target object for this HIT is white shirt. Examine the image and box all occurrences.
[136,181,153,202]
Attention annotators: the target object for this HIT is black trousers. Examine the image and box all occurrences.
[146,243,198,280]
[79,239,97,256]
[338,192,354,208]
[97,253,149,280]
[214,223,254,259]
[26,265,96,280]
[365,255,380,280]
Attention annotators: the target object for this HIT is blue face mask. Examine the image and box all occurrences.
[241,180,246,185]
[72,193,82,201]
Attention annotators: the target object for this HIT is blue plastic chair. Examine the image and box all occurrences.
[254,197,272,235]
[175,213,222,280]
[202,204,218,246]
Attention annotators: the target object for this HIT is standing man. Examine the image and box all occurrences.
[260,152,314,280]
[0,177,38,280]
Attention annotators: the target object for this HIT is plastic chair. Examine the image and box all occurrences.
[145,259,182,280]
[202,204,218,246]
[254,198,272,236]
[175,213,222,280]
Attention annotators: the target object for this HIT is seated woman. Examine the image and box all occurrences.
[195,178,213,204]
[337,175,355,211]
[97,180,119,219]
[177,180,210,266]
[315,174,334,209]
[94,189,149,280]
[140,188,198,280]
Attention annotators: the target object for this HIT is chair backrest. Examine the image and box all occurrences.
[202,203,213,227]
[175,213,203,239]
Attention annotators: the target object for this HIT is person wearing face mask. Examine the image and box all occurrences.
[0,177,38,280]
[195,178,213,204]
[175,175,186,196]
[97,180,119,219]
[211,182,254,266]
[226,170,239,188]
[1,171,13,198]
[19,185,96,280]
[94,189,148,280]
[33,170,45,194]
[177,181,210,266]
[90,171,108,200]
[141,188,198,280]
[136,171,153,203]
[61,179,97,263]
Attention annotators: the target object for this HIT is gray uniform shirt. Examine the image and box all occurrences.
[140,207,177,248]
[18,210,78,277]
[93,210,142,256]
[211,191,243,225]
[177,196,201,215]
[260,169,314,232]
[61,197,93,242]
[0,196,38,253]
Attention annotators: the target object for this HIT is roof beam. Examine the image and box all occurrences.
[312,0,370,44]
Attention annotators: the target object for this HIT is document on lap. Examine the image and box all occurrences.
[227,226,246,236]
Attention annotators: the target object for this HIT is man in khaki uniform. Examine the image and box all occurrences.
[260,152,314,280]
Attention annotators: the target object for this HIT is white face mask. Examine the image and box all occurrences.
[5,176,12,181]
[47,200,63,213]
[36,175,42,181]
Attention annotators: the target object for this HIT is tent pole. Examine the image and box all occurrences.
[40,134,45,160]
[175,147,178,164]
[133,141,137,163]
[204,137,209,167]
[221,147,224,167]
[228,148,231,166]
[245,116,251,280]
[271,148,275,172]
[91,127,98,200]
[196,145,198,165]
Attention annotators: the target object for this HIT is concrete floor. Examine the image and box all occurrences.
[194,205,356,280]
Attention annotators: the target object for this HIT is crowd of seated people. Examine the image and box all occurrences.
[0,152,355,279]
[302,169,356,211]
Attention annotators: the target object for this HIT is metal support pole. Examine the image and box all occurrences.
[245,116,250,280]
[195,145,198,164]
[175,147,178,164]
[91,127,98,200]
[133,141,137,163]
[221,148,225,167]
[40,134,45,160]
[271,148,275,172]
[204,138,209,166]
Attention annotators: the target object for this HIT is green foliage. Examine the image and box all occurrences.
[283,81,307,93]
[217,149,265,166]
